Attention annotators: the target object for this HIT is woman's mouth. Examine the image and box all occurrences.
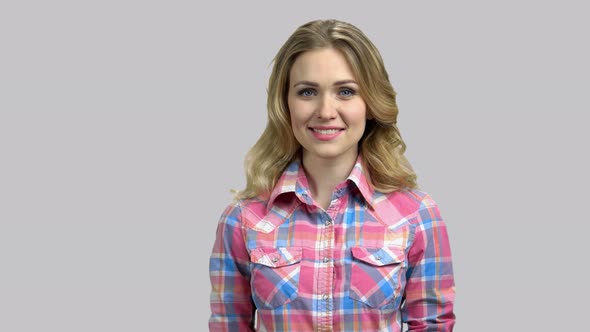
[309,127,344,141]
[312,128,341,134]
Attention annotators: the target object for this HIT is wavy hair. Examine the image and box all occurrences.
[236,19,417,200]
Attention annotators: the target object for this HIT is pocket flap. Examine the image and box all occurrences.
[351,246,404,266]
[250,247,302,268]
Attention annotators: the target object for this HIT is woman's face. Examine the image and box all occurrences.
[287,48,368,164]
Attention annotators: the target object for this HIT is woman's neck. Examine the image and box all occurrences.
[301,150,358,209]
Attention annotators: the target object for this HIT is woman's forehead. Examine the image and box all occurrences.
[289,48,356,84]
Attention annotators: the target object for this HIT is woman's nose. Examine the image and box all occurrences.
[317,96,338,119]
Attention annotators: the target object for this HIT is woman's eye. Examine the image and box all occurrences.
[339,88,356,97]
[297,88,316,97]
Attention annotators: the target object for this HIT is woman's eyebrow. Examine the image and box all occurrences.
[333,79,358,86]
[292,79,358,88]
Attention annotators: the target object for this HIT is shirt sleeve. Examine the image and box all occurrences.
[402,195,456,331]
[209,203,255,331]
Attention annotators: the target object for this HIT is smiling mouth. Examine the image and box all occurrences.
[310,128,343,134]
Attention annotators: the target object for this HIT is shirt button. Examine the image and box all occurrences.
[322,294,329,300]
[322,257,330,263]
[325,220,332,226]
[374,256,381,261]
[272,257,279,263]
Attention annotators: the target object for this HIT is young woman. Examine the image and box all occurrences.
[209,19,455,331]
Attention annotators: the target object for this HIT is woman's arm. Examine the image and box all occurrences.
[402,195,456,331]
[209,204,255,331]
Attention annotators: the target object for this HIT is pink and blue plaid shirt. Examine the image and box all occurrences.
[209,156,455,331]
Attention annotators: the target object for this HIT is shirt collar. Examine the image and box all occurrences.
[345,155,376,208]
[267,154,376,211]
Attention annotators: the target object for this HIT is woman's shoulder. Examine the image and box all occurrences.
[217,195,272,225]
[379,188,435,208]
[372,188,441,225]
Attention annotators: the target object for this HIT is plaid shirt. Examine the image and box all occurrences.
[209,156,455,331]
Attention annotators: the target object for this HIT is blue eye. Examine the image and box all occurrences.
[339,88,356,97]
[297,88,316,97]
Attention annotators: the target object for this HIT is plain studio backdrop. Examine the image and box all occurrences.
[1,1,588,331]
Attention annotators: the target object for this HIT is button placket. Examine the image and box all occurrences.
[324,213,333,227]
[317,212,334,329]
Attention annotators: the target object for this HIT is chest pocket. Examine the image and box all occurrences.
[349,246,406,308]
[249,247,302,309]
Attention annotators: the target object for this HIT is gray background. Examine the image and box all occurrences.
[1,1,588,331]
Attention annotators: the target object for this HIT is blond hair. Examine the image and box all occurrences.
[236,19,417,200]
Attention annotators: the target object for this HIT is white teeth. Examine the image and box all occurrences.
[312,129,340,134]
